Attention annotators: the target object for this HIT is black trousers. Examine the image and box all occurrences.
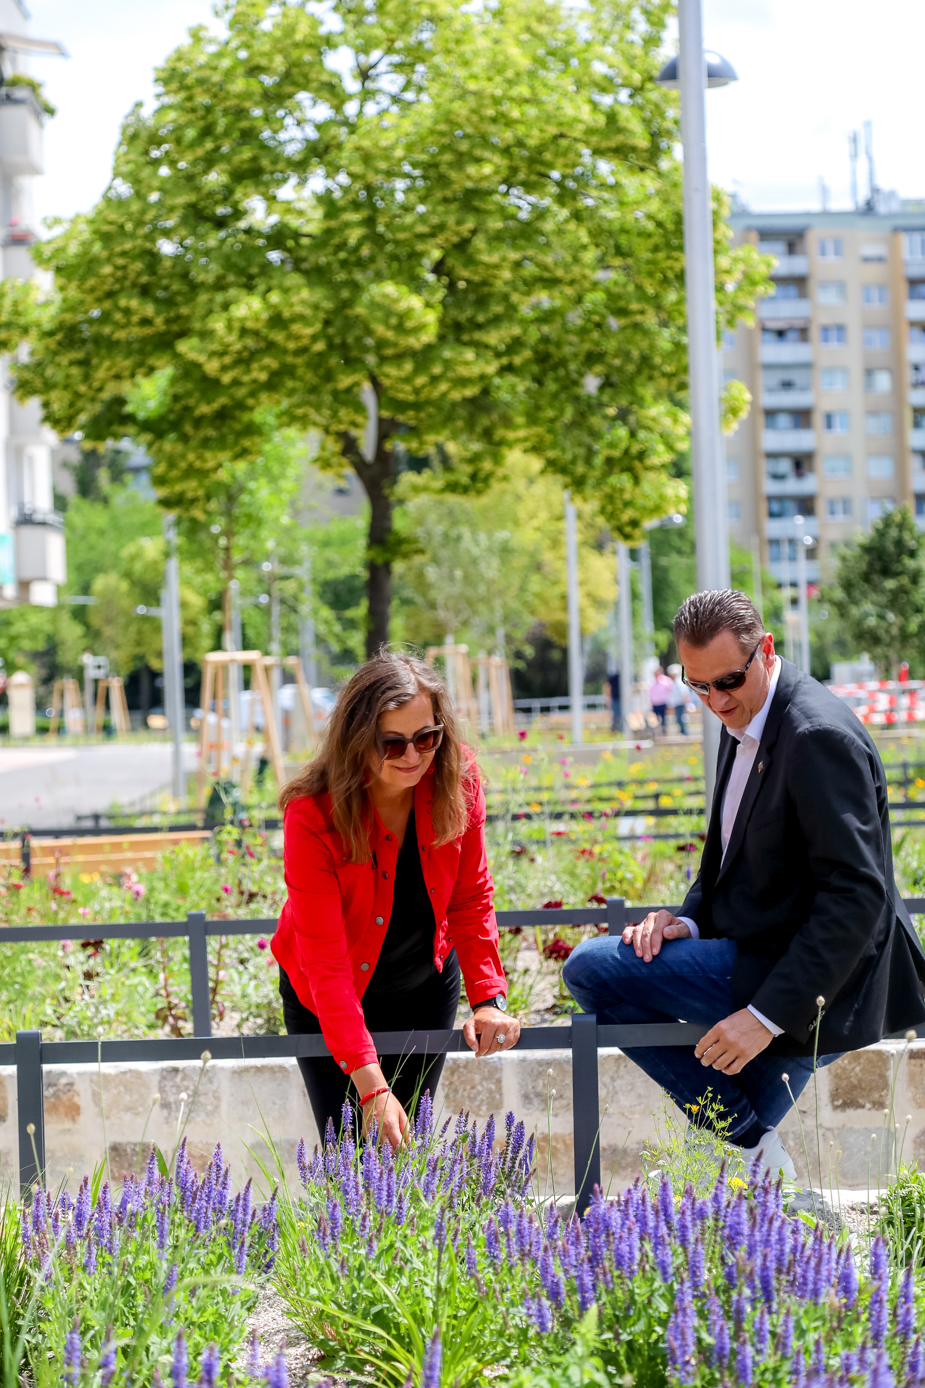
[279,959,461,1142]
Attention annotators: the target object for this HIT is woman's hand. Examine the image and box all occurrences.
[362,1089,410,1148]
[463,1006,521,1057]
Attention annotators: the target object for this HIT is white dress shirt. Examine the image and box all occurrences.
[677,656,784,1036]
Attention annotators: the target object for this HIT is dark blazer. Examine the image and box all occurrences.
[680,658,925,1055]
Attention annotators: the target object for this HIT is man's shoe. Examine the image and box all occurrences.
[737,1128,797,1183]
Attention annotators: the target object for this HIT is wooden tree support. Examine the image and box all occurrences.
[46,678,85,738]
[473,653,516,736]
[263,654,317,751]
[196,651,285,807]
[424,643,479,727]
[93,677,131,737]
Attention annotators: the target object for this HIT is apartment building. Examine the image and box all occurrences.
[0,0,66,607]
[724,204,925,588]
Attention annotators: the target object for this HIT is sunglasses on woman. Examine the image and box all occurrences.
[682,638,764,696]
[378,725,445,760]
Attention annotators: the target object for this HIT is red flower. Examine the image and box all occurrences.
[542,899,564,909]
[9,882,23,891]
[587,893,607,905]
[518,730,527,741]
[542,936,574,961]
[257,937,269,950]
[53,887,72,898]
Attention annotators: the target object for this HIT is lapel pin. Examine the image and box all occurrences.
[758,762,764,773]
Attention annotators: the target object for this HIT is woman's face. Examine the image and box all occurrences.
[370,691,439,792]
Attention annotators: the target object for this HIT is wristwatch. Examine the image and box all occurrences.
[472,994,507,1013]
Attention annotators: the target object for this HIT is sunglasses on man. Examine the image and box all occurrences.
[682,638,766,697]
[378,725,445,760]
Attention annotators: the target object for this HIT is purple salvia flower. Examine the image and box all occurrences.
[867,1348,895,1388]
[870,1236,888,1282]
[651,1214,673,1283]
[485,1217,502,1265]
[812,1337,825,1377]
[415,1092,434,1140]
[896,1265,915,1339]
[63,1321,81,1386]
[733,1290,748,1335]
[791,1347,806,1388]
[869,1278,888,1347]
[575,1257,595,1313]
[715,1316,730,1367]
[725,1194,747,1249]
[198,1343,220,1388]
[157,1201,169,1252]
[434,1209,447,1254]
[19,1208,30,1252]
[296,1138,309,1187]
[540,1244,565,1307]
[245,1331,261,1382]
[688,1234,705,1293]
[906,1337,925,1386]
[164,1263,178,1299]
[466,1237,478,1280]
[667,1281,696,1384]
[83,1241,97,1275]
[736,1335,753,1385]
[171,1331,189,1388]
[422,1328,441,1388]
[32,1187,46,1235]
[144,1148,159,1197]
[839,1247,859,1307]
[754,1306,770,1362]
[758,1249,775,1307]
[99,1328,117,1386]
[711,1162,727,1221]
[676,1199,693,1252]
[264,1348,289,1388]
[658,1175,675,1228]
[778,1309,794,1358]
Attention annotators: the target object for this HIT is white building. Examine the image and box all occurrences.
[0,0,65,607]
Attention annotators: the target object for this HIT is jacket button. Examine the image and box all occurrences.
[429,887,435,894]
[382,871,389,879]
[360,962,370,971]
[375,916,384,925]
[340,1061,348,1071]
[385,834,392,840]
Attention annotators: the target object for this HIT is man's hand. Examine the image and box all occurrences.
[695,1008,773,1075]
[463,1006,521,1057]
[622,910,692,962]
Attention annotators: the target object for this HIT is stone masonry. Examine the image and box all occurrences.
[0,1042,920,1193]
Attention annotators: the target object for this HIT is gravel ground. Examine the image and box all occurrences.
[243,1285,331,1387]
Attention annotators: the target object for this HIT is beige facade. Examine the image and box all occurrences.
[725,206,925,589]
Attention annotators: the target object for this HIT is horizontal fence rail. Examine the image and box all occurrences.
[6,896,925,1206]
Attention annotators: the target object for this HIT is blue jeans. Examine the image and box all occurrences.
[562,936,840,1142]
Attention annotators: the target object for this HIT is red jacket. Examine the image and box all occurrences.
[271,771,506,1073]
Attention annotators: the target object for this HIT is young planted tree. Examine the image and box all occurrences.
[829,503,925,676]
[1,0,769,654]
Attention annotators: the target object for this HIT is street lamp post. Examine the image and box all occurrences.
[617,543,635,737]
[794,516,812,673]
[657,15,738,804]
[564,491,584,745]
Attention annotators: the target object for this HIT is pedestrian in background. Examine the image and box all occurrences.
[648,666,673,735]
[667,663,690,737]
[606,669,622,732]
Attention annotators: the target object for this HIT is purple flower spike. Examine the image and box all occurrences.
[778,1309,794,1359]
[906,1338,925,1386]
[63,1321,82,1386]
[198,1343,220,1388]
[171,1330,189,1388]
[667,1281,696,1384]
[736,1335,752,1385]
[296,1139,309,1187]
[870,1235,888,1282]
[791,1347,805,1388]
[867,1348,896,1388]
[839,1247,859,1308]
[896,1265,915,1339]
[99,1328,117,1386]
[754,1306,770,1362]
[422,1328,441,1388]
[264,1347,289,1388]
[869,1277,888,1348]
[245,1331,261,1382]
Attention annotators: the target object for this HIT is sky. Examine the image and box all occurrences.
[20,0,925,229]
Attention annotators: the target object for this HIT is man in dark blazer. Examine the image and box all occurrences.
[564,589,925,1178]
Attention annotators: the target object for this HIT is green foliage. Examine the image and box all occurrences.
[506,1309,614,1388]
[2,73,56,118]
[0,603,87,687]
[2,0,770,649]
[829,504,925,676]
[720,378,752,436]
[878,1163,925,1269]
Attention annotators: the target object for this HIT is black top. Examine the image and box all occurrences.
[680,657,925,1054]
[363,809,459,1000]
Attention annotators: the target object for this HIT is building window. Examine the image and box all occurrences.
[866,412,893,435]
[823,411,849,434]
[826,497,853,519]
[914,411,925,430]
[865,368,892,393]
[914,452,925,473]
[912,364,925,388]
[862,243,888,262]
[728,500,742,523]
[820,367,848,391]
[863,284,888,306]
[863,327,890,349]
[912,326,925,344]
[765,411,803,430]
[817,237,843,261]
[823,454,852,477]
[769,539,801,562]
[762,326,805,343]
[910,283,925,301]
[770,282,801,300]
[722,329,735,349]
[917,496,925,519]
[820,324,847,345]
[726,459,740,483]
[904,233,925,259]
[768,497,814,519]
[868,497,896,521]
[868,455,895,477]
[817,281,846,304]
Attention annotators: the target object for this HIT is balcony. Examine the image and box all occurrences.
[766,516,819,540]
[760,342,813,366]
[759,298,811,321]
[909,343,925,365]
[762,428,816,453]
[905,301,925,323]
[764,473,818,497]
[0,88,44,177]
[768,560,820,584]
[761,389,814,410]
[911,429,925,450]
[905,259,925,279]
[769,254,808,277]
[15,516,66,586]
[910,387,925,407]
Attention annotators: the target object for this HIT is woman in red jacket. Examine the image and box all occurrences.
[272,650,520,1148]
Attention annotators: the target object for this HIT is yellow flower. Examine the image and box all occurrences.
[727,1175,747,1189]
[576,776,590,787]
[522,754,532,764]
[529,803,542,812]
[688,1103,700,1113]
[79,873,92,884]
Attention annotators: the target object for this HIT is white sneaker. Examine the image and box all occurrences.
[738,1128,797,1183]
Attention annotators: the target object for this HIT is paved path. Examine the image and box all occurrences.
[0,742,197,829]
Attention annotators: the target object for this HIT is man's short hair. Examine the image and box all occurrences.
[673,589,765,653]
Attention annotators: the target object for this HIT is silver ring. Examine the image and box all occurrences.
[497,1033,506,1044]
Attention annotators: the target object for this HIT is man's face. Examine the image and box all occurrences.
[677,630,776,731]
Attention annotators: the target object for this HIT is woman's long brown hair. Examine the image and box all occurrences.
[279,650,476,862]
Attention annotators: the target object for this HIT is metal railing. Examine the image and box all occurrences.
[5,896,925,1207]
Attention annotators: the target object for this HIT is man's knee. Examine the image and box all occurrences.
[562,936,619,999]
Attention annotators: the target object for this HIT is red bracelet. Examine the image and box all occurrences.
[358,1086,390,1107]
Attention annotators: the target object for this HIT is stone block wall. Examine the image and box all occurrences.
[0,1042,918,1193]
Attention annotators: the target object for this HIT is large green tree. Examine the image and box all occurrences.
[2,0,768,654]
[829,504,925,676]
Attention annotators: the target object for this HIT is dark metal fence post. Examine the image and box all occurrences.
[16,1030,45,1196]
[187,911,212,1037]
[571,1012,601,1215]
[606,896,626,938]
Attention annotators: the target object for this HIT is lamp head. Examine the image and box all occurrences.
[656,51,738,89]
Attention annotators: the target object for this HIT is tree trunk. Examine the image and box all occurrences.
[341,398,399,659]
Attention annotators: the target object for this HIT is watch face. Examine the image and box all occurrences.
[496,995,508,1012]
